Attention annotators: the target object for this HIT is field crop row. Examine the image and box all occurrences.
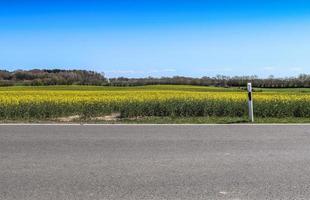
[0,85,309,120]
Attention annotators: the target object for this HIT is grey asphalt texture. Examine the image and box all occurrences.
[1,125,310,200]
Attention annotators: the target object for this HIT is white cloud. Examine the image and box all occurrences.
[105,68,177,77]
[105,70,144,74]
[148,68,176,73]
[262,67,276,71]
[289,67,303,72]
[199,67,233,72]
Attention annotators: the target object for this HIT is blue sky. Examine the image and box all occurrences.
[1,0,310,78]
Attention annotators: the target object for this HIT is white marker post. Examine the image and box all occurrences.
[247,83,254,122]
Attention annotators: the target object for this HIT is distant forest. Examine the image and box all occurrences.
[1,69,310,88]
[0,69,107,86]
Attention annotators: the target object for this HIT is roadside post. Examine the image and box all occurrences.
[247,83,254,122]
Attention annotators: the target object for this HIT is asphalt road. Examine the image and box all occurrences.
[1,125,310,200]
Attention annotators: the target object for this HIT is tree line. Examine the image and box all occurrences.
[0,69,107,86]
[109,75,310,88]
[1,69,310,88]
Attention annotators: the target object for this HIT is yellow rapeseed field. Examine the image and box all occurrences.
[0,85,310,119]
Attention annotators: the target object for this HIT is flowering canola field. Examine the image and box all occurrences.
[0,85,310,120]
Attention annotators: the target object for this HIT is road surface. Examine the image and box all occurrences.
[1,124,310,200]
